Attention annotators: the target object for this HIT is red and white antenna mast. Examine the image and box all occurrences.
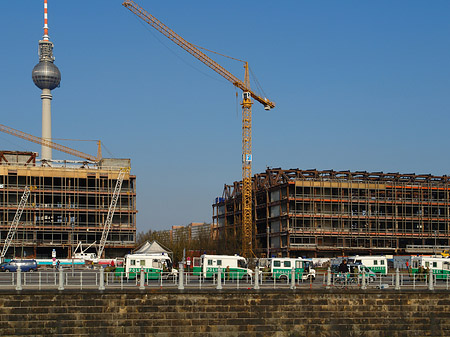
[43,0,49,40]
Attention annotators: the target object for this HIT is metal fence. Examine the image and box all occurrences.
[1,266,448,291]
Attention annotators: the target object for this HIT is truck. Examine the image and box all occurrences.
[411,256,450,280]
[348,255,388,274]
[192,254,253,280]
[114,253,177,280]
[266,257,316,281]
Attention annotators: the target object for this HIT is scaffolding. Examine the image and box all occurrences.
[0,151,136,259]
[213,168,450,257]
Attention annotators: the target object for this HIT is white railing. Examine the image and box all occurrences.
[1,267,449,291]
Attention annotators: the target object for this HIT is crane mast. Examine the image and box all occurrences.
[123,0,275,257]
[97,168,128,259]
[241,64,253,257]
[1,187,32,262]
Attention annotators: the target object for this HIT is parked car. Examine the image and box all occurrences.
[0,259,38,272]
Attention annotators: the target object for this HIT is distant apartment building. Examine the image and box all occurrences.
[169,222,216,243]
[213,168,450,257]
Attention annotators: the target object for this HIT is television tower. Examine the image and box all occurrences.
[32,0,61,161]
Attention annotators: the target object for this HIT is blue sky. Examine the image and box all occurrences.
[1,1,450,232]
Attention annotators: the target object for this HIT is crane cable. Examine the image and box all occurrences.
[132,15,226,85]
[249,66,267,102]
[195,45,270,105]
[192,44,245,63]
[130,8,271,110]
[235,89,239,118]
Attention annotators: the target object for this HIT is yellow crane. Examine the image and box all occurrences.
[0,123,101,162]
[122,0,275,257]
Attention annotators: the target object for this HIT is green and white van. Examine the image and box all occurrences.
[115,253,177,280]
[411,256,450,280]
[349,256,388,274]
[269,258,316,281]
[193,254,252,280]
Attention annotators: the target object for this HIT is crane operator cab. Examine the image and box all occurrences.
[243,92,251,101]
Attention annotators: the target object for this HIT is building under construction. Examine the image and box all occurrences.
[213,168,450,258]
[0,2,137,260]
[0,151,136,259]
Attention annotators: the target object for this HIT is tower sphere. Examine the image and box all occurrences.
[32,61,61,90]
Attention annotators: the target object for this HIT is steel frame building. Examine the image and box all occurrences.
[0,151,136,259]
[213,168,450,257]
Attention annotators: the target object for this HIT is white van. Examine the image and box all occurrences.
[268,257,316,281]
[115,253,177,280]
[193,254,252,280]
[411,256,450,280]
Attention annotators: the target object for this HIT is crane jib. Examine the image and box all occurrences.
[123,0,275,110]
[0,123,99,162]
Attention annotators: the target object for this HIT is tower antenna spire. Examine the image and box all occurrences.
[43,0,49,40]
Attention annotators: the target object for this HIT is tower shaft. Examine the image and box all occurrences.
[41,89,52,160]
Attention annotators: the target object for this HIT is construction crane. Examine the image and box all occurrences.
[0,123,101,162]
[122,0,275,257]
[0,187,33,263]
[97,168,129,259]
